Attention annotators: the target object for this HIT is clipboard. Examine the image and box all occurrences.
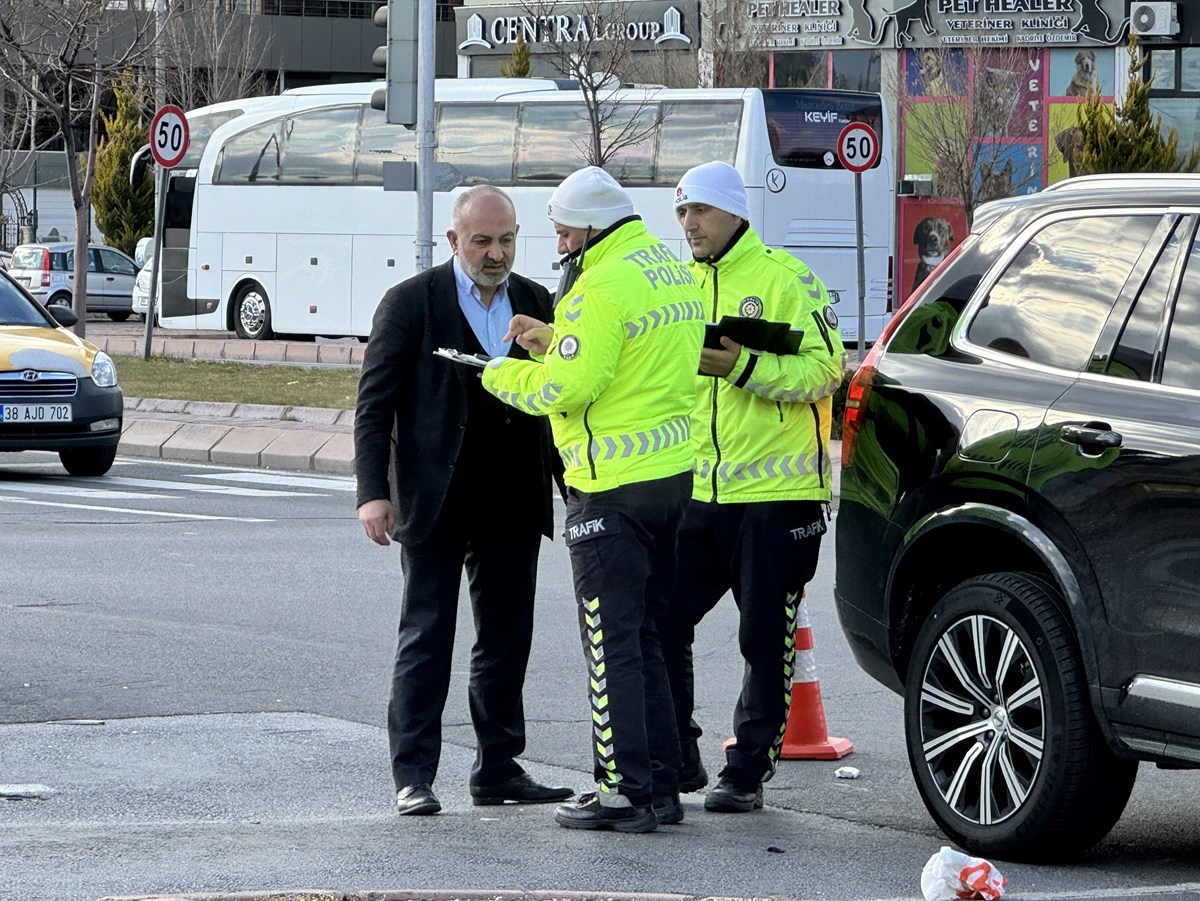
[435,347,490,368]
[704,316,803,355]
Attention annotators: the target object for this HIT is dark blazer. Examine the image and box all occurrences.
[354,259,556,544]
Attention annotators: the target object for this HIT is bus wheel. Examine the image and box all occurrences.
[233,282,274,340]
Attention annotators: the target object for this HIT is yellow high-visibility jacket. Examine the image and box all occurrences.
[691,225,846,504]
[482,218,705,492]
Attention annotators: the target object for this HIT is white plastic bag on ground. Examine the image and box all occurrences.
[920,845,1008,900]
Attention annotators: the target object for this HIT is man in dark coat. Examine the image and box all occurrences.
[355,185,573,816]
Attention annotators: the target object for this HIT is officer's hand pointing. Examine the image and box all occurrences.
[505,314,554,355]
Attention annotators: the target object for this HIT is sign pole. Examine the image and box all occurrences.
[835,121,880,362]
[142,104,190,360]
[141,167,168,361]
[854,171,866,366]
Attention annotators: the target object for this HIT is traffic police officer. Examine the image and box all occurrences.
[663,161,846,812]
[482,166,705,833]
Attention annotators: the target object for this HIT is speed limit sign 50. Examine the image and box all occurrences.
[836,122,880,174]
[150,104,190,168]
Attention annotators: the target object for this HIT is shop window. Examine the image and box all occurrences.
[772,51,828,88]
[832,51,881,93]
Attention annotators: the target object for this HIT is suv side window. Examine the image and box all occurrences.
[1096,218,1187,382]
[1162,228,1200,390]
[967,215,1159,371]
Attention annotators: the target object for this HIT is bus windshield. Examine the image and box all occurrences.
[763,90,885,170]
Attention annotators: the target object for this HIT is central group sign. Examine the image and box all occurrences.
[454,0,699,55]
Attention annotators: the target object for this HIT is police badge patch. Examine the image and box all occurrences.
[739,296,764,318]
[558,335,580,359]
[823,306,839,328]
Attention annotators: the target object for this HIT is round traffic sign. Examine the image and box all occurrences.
[836,122,880,174]
[150,104,190,168]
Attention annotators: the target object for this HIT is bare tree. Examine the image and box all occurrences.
[0,78,35,246]
[700,0,777,88]
[0,0,161,336]
[900,45,1045,225]
[524,0,664,168]
[159,0,274,111]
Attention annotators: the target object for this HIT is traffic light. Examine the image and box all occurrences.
[370,0,418,127]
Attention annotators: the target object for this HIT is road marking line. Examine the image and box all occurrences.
[69,475,321,497]
[867,883,1200,901]
[0,482,167,500]
[0,496,272,522]
[194,471,355,491]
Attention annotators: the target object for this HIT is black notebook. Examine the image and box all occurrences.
[704,316,803,355]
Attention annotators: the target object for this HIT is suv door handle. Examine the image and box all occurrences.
[1061,423,1123,449]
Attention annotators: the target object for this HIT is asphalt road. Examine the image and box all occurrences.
[2,453,1200,901]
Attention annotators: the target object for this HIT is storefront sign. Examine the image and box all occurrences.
[739,0,1127,49]
[455,1,699,56]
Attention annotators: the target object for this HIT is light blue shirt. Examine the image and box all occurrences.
[453,257,513,359]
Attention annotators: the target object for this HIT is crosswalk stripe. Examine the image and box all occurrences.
[0,496,272,522]
[0,482,167,500]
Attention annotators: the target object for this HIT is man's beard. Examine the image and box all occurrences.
[462,257,511,287]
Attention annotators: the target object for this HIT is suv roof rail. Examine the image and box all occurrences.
[1045,173,1200,192]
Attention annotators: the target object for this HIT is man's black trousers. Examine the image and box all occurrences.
[564,471,690,807]
[662,498,826,782]
[388,487,542,790]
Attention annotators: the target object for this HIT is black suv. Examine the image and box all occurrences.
[835,174,1200,862]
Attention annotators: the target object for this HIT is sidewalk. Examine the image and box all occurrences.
[97,334,358,476]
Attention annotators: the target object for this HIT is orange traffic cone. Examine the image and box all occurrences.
[781,592,853,760]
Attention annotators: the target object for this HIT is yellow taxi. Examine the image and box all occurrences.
[0,269,123,476]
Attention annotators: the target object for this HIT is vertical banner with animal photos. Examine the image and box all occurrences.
[899,46,1120,203]
[897,199,968,307]
[1047,47,1117,184]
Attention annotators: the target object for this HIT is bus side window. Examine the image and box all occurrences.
[515,104,590,185]
[604,103,658,186]
[356,105,418,186]
[656,101,741,184]
[215,120,283,184]
[438,103,517,186]
[279,105,359,185]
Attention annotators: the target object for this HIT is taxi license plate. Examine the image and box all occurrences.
[0,403,72,423]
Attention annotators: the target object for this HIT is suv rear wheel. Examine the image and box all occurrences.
[904,572,1137,861]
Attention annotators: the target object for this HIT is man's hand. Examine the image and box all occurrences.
[505,314,553,355]
[699,336,742,378]
[358,498,395,546]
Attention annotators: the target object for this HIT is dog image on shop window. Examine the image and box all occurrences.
[912,216,954,291]
[1065,50,1099,97]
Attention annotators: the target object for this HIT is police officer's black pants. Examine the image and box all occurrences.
[388,497,542,791]
[662,499,826,783]
[564,471,690,807]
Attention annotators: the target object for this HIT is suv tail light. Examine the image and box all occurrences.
[842,243,965,469]
[39,249,50,287]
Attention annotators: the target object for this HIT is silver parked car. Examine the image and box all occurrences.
[8,242,138,321]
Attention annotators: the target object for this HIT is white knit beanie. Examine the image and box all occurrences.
[547,166,635,230]
[674,161,749,221]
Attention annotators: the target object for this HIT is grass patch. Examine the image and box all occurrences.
[113,355,359,410]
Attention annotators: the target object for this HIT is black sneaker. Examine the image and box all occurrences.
[703,771,764,813]
[651,793,684,825]
[554,792,658,833]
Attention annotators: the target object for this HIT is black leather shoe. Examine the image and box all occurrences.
[395,783,441,816]
[704,772,763,813]
[554,792,658,833]
[652,793,684,825]
[470,772,573,806]
[679,741,708,793]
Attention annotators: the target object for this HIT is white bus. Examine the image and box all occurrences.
[149,79,895,344]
